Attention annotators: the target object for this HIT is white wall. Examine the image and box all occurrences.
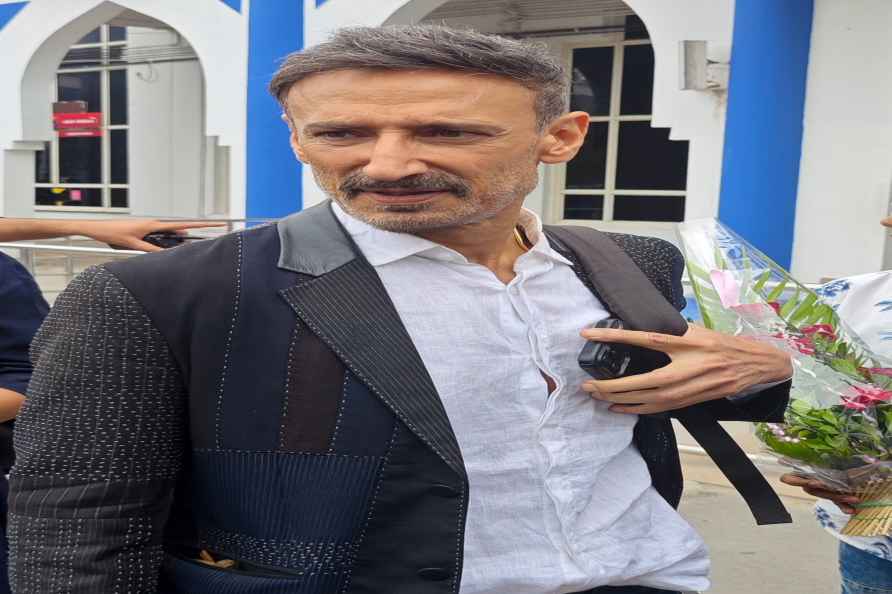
[300,0,735,240]
[0,0,248,219]
[127,28,204,217]
[791,0,892,282]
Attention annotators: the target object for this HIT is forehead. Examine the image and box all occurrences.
[285,68,537,123]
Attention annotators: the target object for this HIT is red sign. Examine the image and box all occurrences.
[58,128,103,138]
[53,112,102,130]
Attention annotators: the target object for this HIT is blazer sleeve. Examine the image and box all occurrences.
[8,265,187,593]
[608,233,791,423]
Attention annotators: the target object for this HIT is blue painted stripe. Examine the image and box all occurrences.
[246,0,304,219]
[718,0,814,269]
[0,2,27,31]
[219,0,241,13]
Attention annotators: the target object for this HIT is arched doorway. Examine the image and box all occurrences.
[11,2,229,219]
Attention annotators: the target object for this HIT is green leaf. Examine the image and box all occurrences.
[789,293,818,324]
[766,279,788,304]
[780,290,801,318]
[753,270,772,294]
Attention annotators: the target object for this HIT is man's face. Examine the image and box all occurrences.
[284,69,554,232]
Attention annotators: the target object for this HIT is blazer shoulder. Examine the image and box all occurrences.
[605,232,686,311]
[103,224,278,307]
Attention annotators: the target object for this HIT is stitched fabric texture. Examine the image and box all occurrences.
[9,265,186,593]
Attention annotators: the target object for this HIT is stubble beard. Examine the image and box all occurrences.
[312,163,539,234]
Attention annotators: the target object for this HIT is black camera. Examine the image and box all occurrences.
[578,317,632,380]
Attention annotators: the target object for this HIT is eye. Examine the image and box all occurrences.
[315,130,358,139]
[419,127,477,139]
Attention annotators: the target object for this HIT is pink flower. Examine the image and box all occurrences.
[768,302,781,315]
[842,398,868,411]
[802,324,837,340]
[866,367,892,378]
[842,385,892,410]
[771,332,816,356]
[789,336,816,356]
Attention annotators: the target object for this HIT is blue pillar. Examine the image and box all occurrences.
[718,0,814,269]
[0,2,27,31]
[246,0,304,219]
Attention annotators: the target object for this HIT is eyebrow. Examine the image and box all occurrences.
[303,120,507,135]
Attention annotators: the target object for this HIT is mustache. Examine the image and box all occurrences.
[338,171,471,198]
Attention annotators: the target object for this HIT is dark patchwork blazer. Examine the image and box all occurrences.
[8,202,789,594]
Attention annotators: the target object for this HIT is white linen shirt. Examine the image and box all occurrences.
[331,203,709,594]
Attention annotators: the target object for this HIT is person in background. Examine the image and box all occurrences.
[0,218,220,251]
[781,217,892,594]
[0,216,222,594]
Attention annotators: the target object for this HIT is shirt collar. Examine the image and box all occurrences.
[330,201,572,267]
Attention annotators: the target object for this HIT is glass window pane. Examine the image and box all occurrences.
[35,187,102,207]
[563,195,604,220]
[110,188,128,208]
[614,195,686,222]
[34,142,51,183]
[108,46,126,65]
[620,44,655,115]
[624,15,649,40]
[59,136,102,184]
[77,28,101,44]
[569,47,613,115]
[109,26,127,42]
[57,72,101,112]
[61,47,102,69]
[109,70,128,125]
[565,122,609,190]
[110,130,128,184]
[616,121,689,190]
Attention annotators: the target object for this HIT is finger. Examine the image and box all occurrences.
[580,327,682,353]
[121,239,161,252]
[584,364,700,395]
[802,487,860,505]
[155,221,227,231]
[607,379,726,414]
[779,474,811,487]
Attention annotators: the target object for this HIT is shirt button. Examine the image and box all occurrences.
[418,567,451,581]
[429,483,461,498]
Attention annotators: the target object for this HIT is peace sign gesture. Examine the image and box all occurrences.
[580,324,793,415]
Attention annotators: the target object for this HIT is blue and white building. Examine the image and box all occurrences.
[0,0,889,282]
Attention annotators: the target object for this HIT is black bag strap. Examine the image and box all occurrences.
[544,224,791,526]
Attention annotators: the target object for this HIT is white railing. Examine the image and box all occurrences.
[0,218,273,304]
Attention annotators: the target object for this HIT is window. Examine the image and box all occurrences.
[35,25,129,210]
[559,28,689,224]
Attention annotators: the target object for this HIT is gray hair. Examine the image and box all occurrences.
[269,25,568,130]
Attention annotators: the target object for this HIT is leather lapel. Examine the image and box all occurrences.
[277,203,466,479]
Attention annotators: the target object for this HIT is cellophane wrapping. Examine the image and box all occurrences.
[677,219,892,536]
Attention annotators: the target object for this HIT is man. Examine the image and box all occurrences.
[0,217,220,594]
[9,26,792,594]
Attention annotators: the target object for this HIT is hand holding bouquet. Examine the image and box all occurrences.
[678,219,892,537]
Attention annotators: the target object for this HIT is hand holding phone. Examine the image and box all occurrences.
[578,317,632,379]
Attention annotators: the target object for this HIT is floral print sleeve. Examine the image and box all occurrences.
[814,271,892,561]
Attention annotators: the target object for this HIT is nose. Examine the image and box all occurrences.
[362,132,428,181]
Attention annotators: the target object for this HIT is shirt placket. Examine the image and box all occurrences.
[506,259,576,564]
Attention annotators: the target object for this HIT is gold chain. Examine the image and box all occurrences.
[513,226,531,252]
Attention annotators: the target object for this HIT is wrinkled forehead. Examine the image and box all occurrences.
[284,68,538,123]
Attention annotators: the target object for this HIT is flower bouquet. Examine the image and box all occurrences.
[677,219,892,537]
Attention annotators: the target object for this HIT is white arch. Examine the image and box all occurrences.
[0,0,247,217]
